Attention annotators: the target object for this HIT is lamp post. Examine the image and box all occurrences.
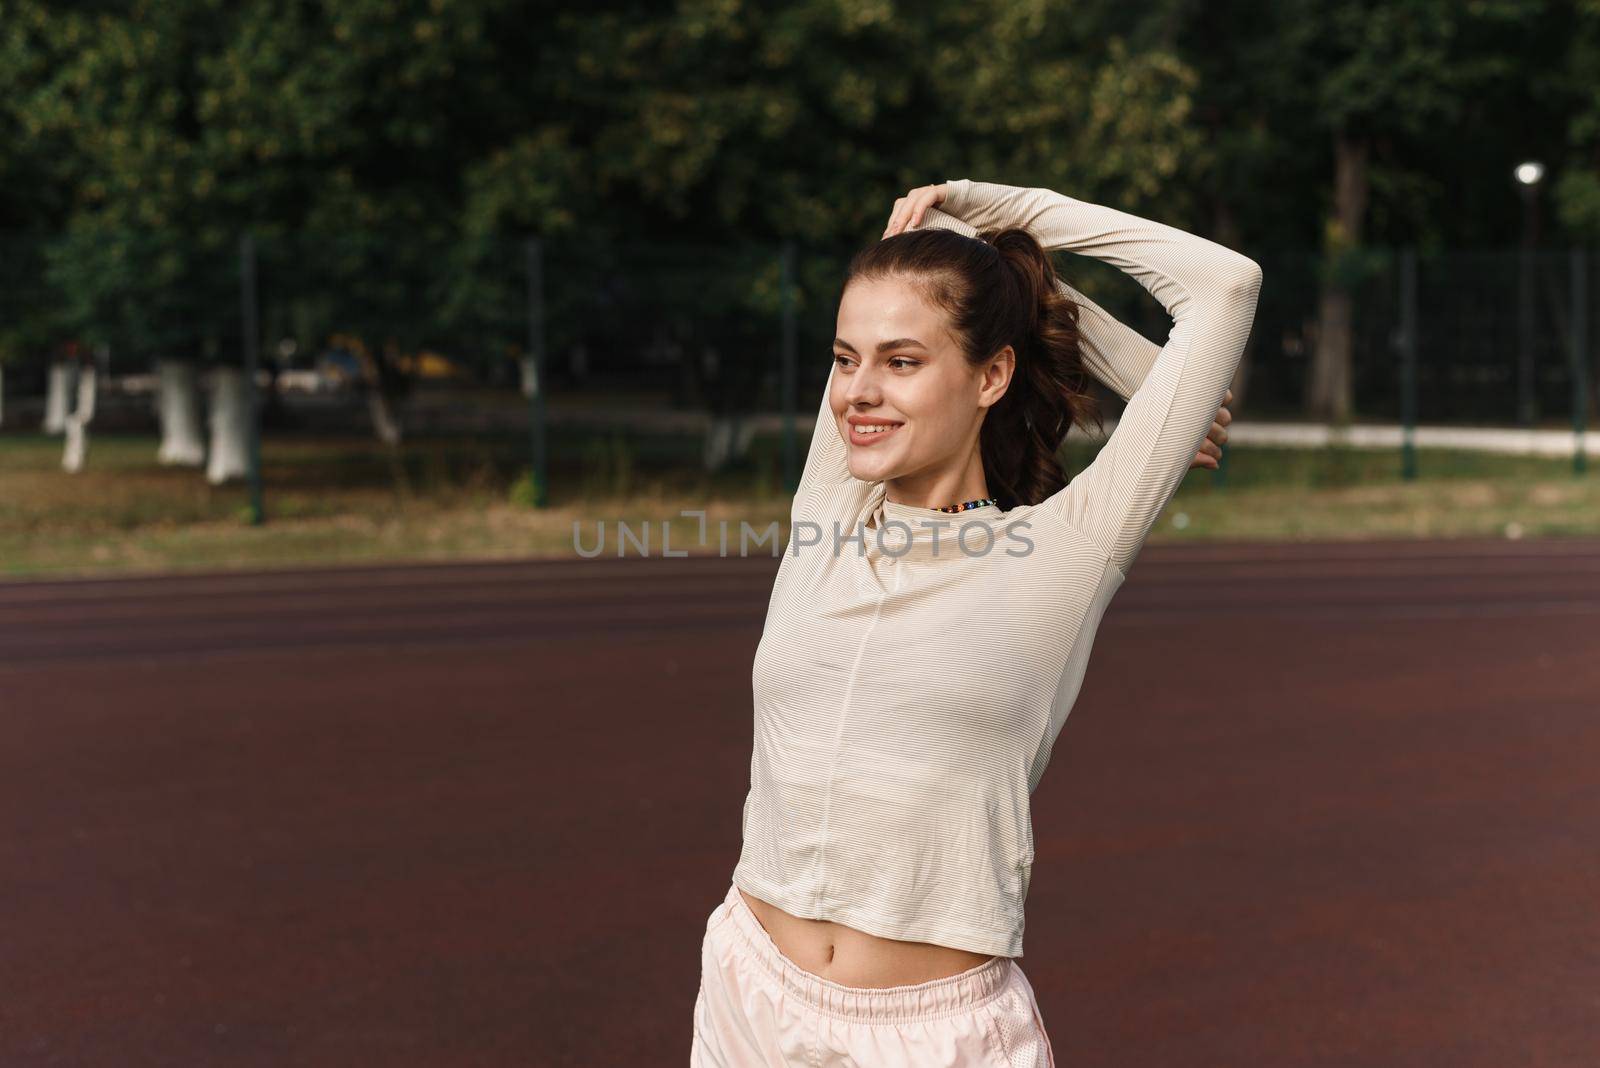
[1514,161,1544,427]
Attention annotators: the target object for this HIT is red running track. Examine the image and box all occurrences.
[2,538,1598,1066]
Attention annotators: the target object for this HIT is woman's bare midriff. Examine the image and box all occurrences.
[737,888,998,989]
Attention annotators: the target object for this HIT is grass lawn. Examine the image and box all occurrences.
[2,428,1597,579]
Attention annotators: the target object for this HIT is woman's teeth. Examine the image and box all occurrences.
[858,423,898,434]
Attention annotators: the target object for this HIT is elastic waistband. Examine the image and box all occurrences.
[717,880,1014,1023]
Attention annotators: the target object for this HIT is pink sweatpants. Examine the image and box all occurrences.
[691,881,1056,1067]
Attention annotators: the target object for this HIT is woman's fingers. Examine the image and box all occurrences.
[883,186,944,239]
[1190,409,1229,469]
[882,196,908,239]
[891,193,918,236]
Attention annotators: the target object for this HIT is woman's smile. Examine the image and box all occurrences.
[847,415,905,445]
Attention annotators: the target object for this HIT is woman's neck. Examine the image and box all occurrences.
[882,475,991,512]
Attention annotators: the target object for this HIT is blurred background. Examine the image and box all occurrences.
[2,0,1598,571]
[2,2,1599,1066]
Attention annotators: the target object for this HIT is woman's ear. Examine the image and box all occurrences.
[978,346,1015,408]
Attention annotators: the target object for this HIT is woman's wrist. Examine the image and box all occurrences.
[940,178,974,218]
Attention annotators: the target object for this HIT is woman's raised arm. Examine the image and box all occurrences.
[938,178,1262,577]
[790,357,853,524]
[911,203,1163,404]
[795,186,1170,525]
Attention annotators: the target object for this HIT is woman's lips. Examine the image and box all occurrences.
[848,420,904,446]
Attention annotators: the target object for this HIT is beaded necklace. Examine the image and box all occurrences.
[931,497,998,513]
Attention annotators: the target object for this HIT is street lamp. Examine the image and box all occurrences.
[1514,160,1545,426]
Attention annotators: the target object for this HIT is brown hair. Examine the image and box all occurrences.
[839,226,1104,511]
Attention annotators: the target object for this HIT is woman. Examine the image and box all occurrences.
[691,177,1262,1066]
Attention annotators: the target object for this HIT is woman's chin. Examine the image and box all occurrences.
[846,454,901,483]
[844,463,908,489]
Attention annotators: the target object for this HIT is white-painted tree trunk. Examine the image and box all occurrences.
[702,415,755,473]
[205,365,251,485]
[43,360,74,433]
[520,354,539,399]
[61,365,98,472]
[156,358,207,466]
[366,388,403,446]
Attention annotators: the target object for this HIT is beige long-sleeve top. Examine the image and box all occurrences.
[732,178,1263,958]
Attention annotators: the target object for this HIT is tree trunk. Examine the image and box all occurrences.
[366,387,403,446]
[43,359,74,434]
[699,341,760,473]
[156,358,207,466]
[704,412,752,470]
[62,363,98,472]
[205,365,251,484]
[519,353,539,399]
[1307,130,1369,423]
[364,343,406,446]
[1311,287,1354,423]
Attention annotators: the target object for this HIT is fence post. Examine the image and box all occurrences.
[1399,246,1417,481]
[1517,234,1537,426]
[780,240,798,496]
[525,236,549,508]
[239,232,266,525]
[1573,246,1589,475]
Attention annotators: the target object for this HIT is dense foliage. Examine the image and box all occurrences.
[0,0,1592,417]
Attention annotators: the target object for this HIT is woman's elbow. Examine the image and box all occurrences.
[1230,256,1263,297]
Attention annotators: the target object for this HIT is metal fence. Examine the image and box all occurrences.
[1,232,1596,521]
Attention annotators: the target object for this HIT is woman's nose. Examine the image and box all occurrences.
[843,369,881,405]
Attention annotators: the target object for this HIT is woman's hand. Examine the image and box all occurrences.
[1192,390,1233,470]
[882,184,948,239]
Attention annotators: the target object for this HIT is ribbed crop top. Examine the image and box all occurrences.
[731,178,1264,958]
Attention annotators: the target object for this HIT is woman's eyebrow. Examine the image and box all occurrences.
[833,338,928,353]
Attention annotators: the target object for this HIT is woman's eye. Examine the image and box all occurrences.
[831,354,917,370]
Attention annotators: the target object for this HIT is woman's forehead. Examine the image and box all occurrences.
[837,277,952,348]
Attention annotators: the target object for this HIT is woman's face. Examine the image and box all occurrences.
[831,274,1012,486]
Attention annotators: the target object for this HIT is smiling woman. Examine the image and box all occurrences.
[691,178,1262,1068]
[826,251,1085,505]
